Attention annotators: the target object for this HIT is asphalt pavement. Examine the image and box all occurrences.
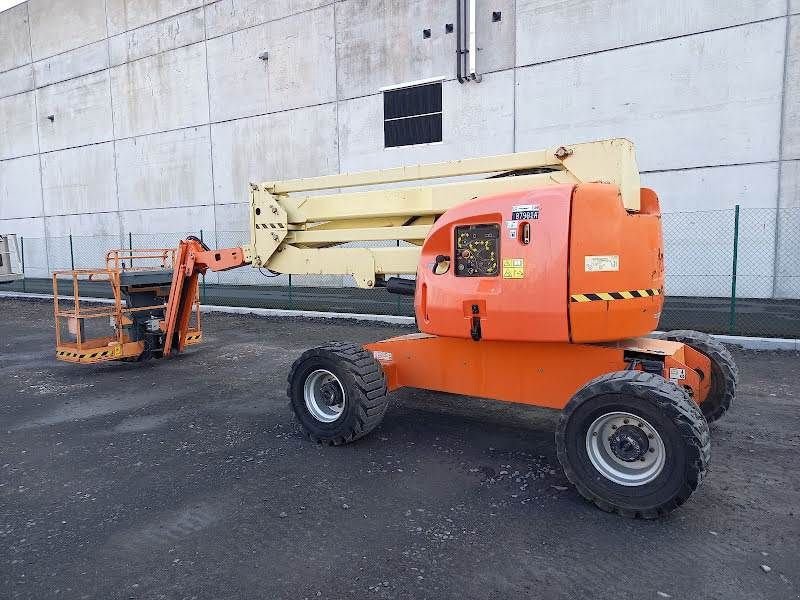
[1,298,798,599]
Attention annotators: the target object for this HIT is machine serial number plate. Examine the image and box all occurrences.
[511,204,540,221]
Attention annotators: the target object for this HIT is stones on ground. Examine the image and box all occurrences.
[342,503,350,510]
[760,564,771,573]
[279,511,287,518]
[708,530,718,536]
[656,592,671,598]
[551,485,568,491]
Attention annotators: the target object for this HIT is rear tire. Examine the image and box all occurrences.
[288,342,388,445]
[556,371,710,518]
[658,329,738,423]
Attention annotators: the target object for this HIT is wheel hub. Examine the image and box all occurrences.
[320,381,343,406]
[585,411,666,487]
[609,425,650,462]
[303,369,346,423]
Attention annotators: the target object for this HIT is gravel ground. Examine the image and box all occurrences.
[0,297,798,600]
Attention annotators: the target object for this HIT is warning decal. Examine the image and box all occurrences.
[669,367,686,381]
[584,255,619,272]
[502,258,524,279]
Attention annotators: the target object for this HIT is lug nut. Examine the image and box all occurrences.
[649,448,655,453]
[623,419,629,424]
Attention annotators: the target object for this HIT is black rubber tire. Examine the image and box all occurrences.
[658,329,738,423]
[556,370,710,518]
[287,342,388,445]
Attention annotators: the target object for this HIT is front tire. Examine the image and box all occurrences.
[288,342,388,445]
[556,371,710,518]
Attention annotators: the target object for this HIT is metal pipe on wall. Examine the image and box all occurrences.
[468,0,481,82]
[456,0,464,83]
[456,0,481,84]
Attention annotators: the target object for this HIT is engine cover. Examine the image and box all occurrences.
[414,183,664,343]
[415,185,573,342]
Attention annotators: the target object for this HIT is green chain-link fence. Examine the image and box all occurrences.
[4,207,799,338]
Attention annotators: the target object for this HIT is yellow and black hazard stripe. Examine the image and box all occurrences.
[56,349,112,359]
[570,288,661,303]
[183,333,203,346]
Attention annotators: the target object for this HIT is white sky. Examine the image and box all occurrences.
[0,0,26,12]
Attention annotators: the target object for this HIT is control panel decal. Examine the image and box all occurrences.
[455,224,500,277]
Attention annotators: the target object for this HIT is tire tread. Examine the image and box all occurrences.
[556,370,710,519]
[287,342,389,445]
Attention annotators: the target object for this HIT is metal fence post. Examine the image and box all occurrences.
[128,232,133,270]
[20,235,25,293]
[288,273,293,309]
[728,205,740,335]
[69,233,75,270]
[199,229,207,303]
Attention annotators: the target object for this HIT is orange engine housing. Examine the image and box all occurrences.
[414,183,664,343]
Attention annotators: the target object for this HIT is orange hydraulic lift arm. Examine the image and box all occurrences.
[162,237,249,356]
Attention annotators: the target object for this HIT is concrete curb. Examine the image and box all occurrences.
[1,290,795,350]
[200,303,416,325]
[698,333,798,351]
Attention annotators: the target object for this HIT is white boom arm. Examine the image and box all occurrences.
[245,138,640,288]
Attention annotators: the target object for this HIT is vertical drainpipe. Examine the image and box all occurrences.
[456,0,464,83]
[468,0,481,82]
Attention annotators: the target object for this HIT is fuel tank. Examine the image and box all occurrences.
[414,183,664,343]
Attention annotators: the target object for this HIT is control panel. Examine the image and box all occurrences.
[454,224,500,277]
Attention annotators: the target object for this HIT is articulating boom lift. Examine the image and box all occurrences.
[53,139,737,517]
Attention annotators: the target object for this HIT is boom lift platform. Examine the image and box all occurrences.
[53,139,738,517]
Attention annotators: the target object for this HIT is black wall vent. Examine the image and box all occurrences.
[383,82,442,148]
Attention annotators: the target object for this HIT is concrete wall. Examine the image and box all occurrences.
[0,0,798,297]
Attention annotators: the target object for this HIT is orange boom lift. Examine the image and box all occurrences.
[53,139,737,517]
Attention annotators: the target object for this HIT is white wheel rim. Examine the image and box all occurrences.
[585,411,666,487]
[303,369,345,423]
